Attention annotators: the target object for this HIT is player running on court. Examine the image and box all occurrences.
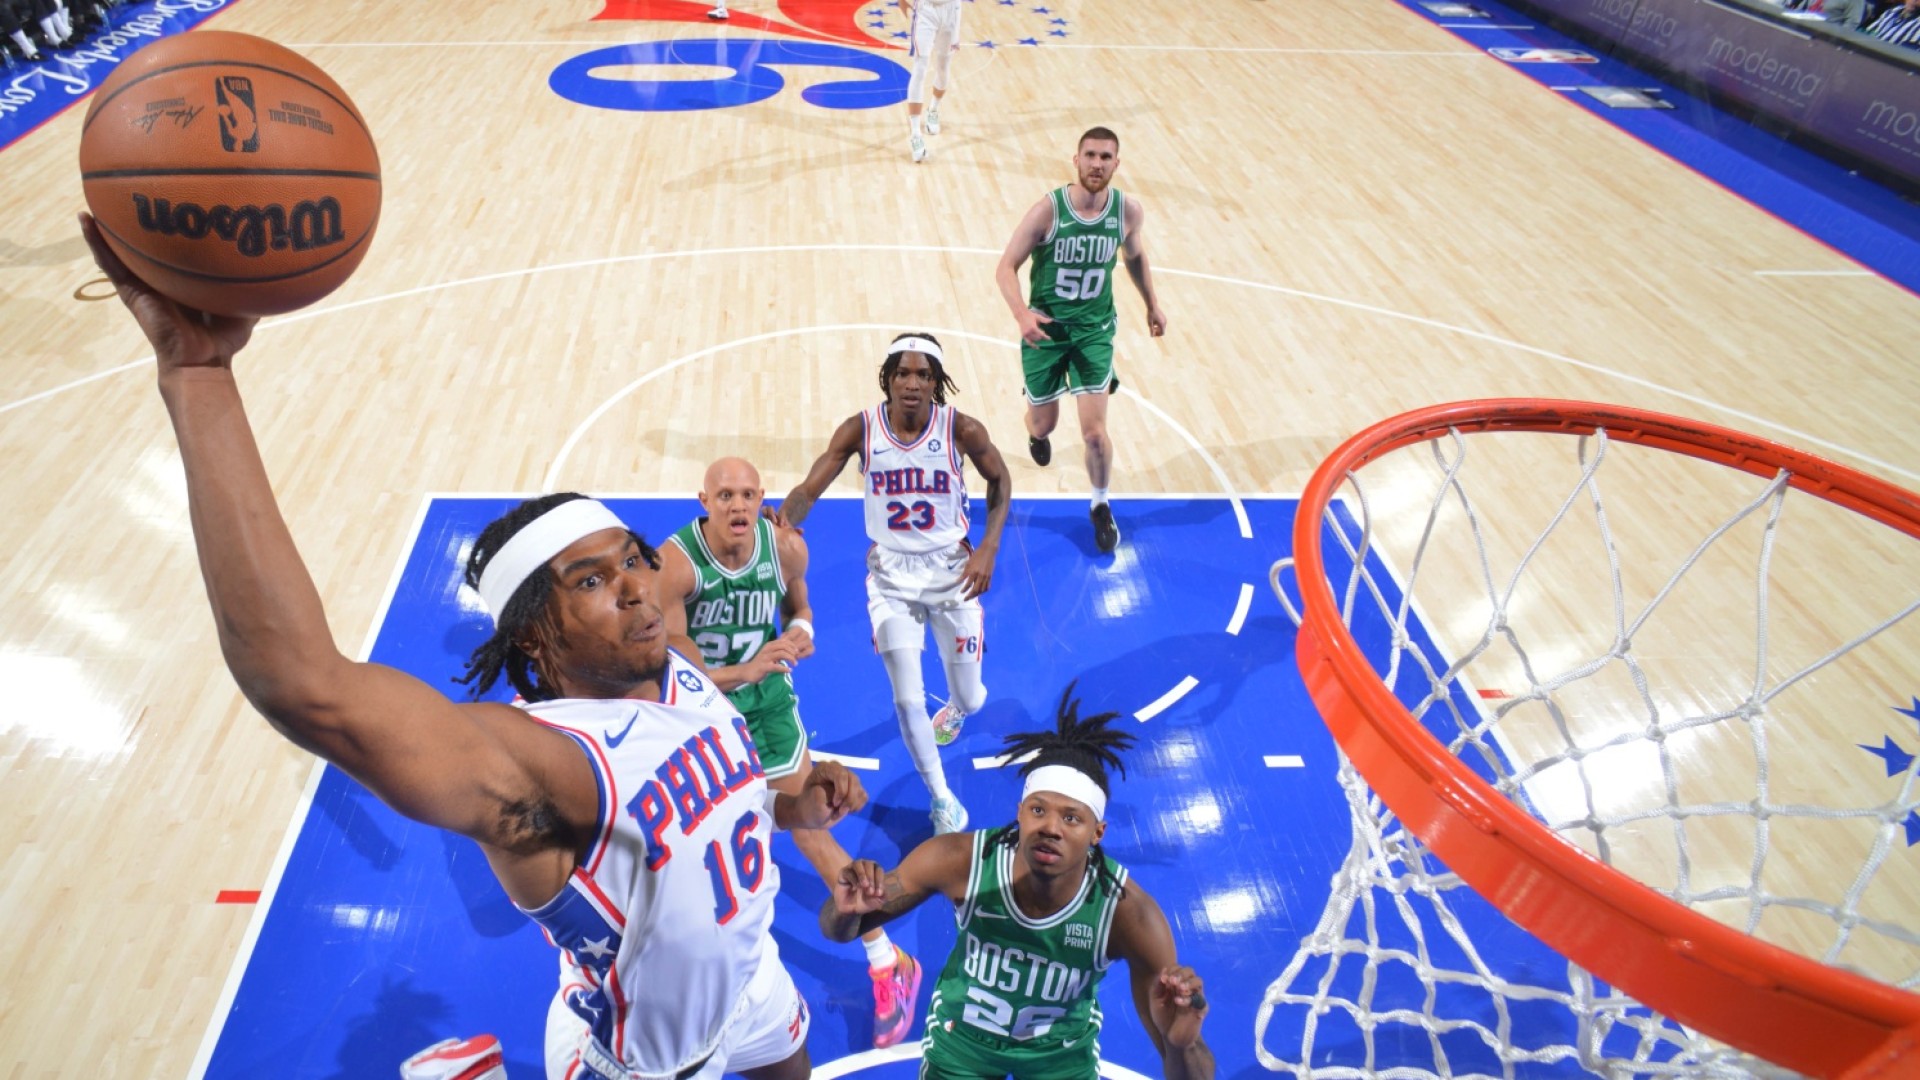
[821,687,1215,1080]
[660,456,926,1049]
[996,126,1168,555]
[776,333,1011,837]
[901,0,963,162]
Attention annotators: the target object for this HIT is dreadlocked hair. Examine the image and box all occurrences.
[988,682,1136,896]
[454,492,659,703]
[879,331,960,405]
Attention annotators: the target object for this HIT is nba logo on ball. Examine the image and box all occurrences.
[79,30,382,317]
[216,76,258,153]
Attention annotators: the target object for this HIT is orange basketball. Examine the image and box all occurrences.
[79,31,380,318]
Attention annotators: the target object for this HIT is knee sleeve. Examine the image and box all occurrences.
[942,657,986,717]
[907,52,931,104]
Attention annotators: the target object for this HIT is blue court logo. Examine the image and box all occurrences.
[549,39,909,113]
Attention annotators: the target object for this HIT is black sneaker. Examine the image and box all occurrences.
[1028,435,1051,466]
[1091,503,1120,553]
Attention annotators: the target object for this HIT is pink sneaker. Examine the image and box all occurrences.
[870,947,922,1049]
[399,1035,507,1080]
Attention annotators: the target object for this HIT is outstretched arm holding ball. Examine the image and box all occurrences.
[81,213,257,374]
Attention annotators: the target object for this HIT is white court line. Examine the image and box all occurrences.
[1226,582,1255,636]
[1134,676,1198,722]
[1153,263,1919,484]
[810,750,881,771]
[14,243,1909,486]
[1117,388,1252,539]
[540,323,1255,541]
[974,749,1038,770]
[1265,755,1305,768]
[189,492,439,1079]
[289,39,1470,60]
[1049,44,1476,55]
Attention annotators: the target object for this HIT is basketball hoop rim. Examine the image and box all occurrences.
[1291,398,1920,1078]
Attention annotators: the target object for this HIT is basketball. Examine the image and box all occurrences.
[78,31,380,318]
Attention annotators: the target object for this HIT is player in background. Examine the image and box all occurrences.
[996,126,1168,554]
[776,333,1011,836]
[900,0,963,162]
[660,456,925,1049]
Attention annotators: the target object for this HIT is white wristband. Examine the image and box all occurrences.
[765,787,787,831]
[787,618,814,639]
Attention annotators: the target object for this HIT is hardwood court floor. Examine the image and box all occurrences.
[1,1,1916,1076]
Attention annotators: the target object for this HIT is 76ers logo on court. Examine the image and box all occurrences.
[215,76,258,152]
[550,0,909,112]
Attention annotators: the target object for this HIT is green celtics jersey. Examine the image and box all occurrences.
[667,517,794,717]
[928,829,1129,1060]
[1026,186,1124,328]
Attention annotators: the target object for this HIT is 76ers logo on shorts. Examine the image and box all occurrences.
[215,76,259,152]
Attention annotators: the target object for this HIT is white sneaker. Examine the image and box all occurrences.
[909,133,928,163]
[400,1035,507,1080]
[931,793,969,835]
[925,105,941,136]
[705,5,729,19]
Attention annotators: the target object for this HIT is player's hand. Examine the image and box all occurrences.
[761,504,801,534]
[832,859,890,915]
[742,638,802,682]
[797,761,867,830]
[1147,305,1168,338]
[958,546,996,600]
[1016,307,1055,345]
[81,212,256,374]
[781,624,816,660]
[1148,965,1208,1049]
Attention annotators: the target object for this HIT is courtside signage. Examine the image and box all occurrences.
[0,0,239,152]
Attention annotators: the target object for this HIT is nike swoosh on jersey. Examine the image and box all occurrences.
[605,715,639,748]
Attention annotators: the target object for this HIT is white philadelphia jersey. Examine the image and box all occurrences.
[518,650,779,1078]
[859,403,970,555]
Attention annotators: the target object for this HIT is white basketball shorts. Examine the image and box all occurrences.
[865,542,985,661]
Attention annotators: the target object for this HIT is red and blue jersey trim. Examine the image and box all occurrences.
[527,716,618,877]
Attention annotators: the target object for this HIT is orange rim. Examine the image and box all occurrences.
[1292,399,1920,1077]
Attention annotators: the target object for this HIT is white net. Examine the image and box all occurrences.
[1256,423,1920,1078]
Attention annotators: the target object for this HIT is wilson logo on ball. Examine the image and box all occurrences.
[130,194,346,257]
[215,76,259,153]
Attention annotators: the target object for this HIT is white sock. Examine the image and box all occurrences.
[910,114,923,137]
[864,932,897,971]
[881,647,950,799]
[1091,488,1109,507]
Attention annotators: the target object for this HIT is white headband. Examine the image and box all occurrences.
[476,498,628,620]
[889,336,944,365]
[1022,764,1108,821]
